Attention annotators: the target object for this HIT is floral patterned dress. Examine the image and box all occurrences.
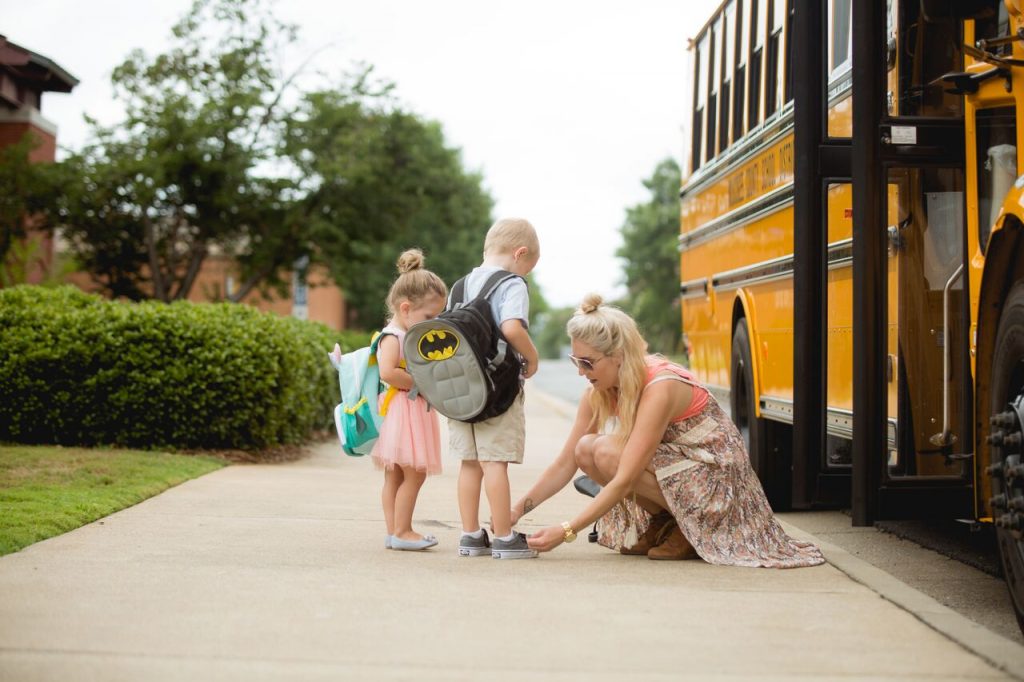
[597,359,825,568]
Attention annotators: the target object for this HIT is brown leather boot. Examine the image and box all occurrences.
[620,511,674,555]
[647,524,699,560]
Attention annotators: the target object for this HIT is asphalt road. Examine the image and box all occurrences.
[532,358,589,406]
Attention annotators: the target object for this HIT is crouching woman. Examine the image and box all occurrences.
[515,294,824,568]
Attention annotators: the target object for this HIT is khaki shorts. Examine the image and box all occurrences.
[448,391,525,463]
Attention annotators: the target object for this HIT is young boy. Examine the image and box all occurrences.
[452,217,541,559]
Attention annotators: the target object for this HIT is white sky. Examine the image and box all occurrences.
[5,0,719,307]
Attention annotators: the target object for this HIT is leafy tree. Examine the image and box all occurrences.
[616,158,683,355]
[41,0,307,301]
[31,0,498,317]
[286,97,493,325]
[525,274,550,330]
[534,306,574,359]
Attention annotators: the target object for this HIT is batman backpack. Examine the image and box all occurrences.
[327,332,400,456]
[404,270,525,423]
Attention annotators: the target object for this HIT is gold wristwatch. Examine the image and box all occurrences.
[561,521,577,543]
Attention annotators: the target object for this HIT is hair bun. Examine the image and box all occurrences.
[396,248,425,274]
[579,293,603,314]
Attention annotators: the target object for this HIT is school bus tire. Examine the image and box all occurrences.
[731,319,789,510]
[989,281,1024,633]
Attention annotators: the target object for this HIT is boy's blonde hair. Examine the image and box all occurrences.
[566,293,648,444]
[385,249,447,317]
[483,217,539,257]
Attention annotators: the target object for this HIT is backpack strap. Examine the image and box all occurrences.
[448,271,523,310]
[370,329,400,414]
[450,277,468,308]
[474,271,526,373]
[478,270,524,302]
[368,330,385,355]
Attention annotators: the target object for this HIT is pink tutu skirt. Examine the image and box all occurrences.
[370,390,441,475]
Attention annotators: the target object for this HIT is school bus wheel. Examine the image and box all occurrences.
[988,281,1024,632]
[731,318,790,510]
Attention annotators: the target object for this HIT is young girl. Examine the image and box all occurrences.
[372,249,447,551]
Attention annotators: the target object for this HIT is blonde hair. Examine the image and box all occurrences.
[385,249,447,316]
[483,217,539,257]
[566,293,648,443]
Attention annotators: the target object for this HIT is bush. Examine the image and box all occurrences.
[0,285,370,450]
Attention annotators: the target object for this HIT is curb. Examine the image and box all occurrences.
[781,521,1024,681]
[530,381,1024,677]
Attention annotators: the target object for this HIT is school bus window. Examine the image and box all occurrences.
[733,0,748,143]
[720,1,736,153]
[765,0,785,118]
[829,0,851,76]
[693,33,708,172]
[707,17,721,162]
[975,107,1017,254]
[783,0,794,104]
[748,0,766,132]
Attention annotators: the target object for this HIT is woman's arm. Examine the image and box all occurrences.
[510,392,597,524]
[376,335,413,391]
[527,380,688,551]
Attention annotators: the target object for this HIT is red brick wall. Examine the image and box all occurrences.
[0,121,56,284]
[0,122,55,162]
[66,259,349,331]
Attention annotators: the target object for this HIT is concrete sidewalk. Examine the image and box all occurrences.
[1,388,1023,681]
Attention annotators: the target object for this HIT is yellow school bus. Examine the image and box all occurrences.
[680,0,1024,629]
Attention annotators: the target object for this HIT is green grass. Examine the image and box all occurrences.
[0,444,226,556]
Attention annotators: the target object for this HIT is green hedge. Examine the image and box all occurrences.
[0,286,370,450]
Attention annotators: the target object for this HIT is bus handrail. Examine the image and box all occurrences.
[929,263,965,448]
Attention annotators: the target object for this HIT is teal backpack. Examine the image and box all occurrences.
[328,332,398,456]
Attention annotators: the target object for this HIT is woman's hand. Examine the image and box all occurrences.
[526,526,564,552]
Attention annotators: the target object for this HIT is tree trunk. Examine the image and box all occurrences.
[229,264,275,302]
[143,216,168,301]
[172,242,208,301]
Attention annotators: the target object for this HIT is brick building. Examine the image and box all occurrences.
[0,35,76,285]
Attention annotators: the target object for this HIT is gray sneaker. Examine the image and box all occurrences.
[491,531,538,559]
[458,531,491,557]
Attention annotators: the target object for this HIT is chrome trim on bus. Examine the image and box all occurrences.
[760,397,794,422]
[762,398,897,447]
[713,256,794,292]
[826,238,853,269]
[679,276,708,299]
[827,408,899,448]
[684,239,856,295]
[826,407,852,437]
[680,184,795,250]
[827,71,853,108]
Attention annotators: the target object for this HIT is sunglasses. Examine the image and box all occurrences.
[568,354,606,372]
